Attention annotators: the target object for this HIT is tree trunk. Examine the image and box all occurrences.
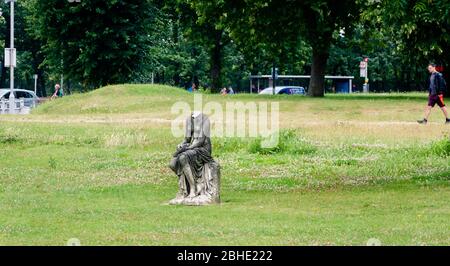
[308,47,329,97]
[210,31,223,93]
[173,62,181,87]
[38,72,47,97]
[0,66,7,88]
[172,14,181,87]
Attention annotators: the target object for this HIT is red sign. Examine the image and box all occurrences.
[364,57,369,63]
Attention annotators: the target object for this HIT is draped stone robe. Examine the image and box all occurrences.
[169,113,220,205]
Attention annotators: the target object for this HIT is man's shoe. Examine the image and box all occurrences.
[417,119,428,124]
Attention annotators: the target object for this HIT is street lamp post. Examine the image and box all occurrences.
[5,0,16,114]
[33,74,38,95]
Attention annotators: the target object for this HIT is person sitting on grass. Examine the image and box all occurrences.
[51,84,63,100]
[220,87,228,95]
[417,63,450,124]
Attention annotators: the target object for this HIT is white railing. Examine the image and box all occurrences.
[0,99,33,114]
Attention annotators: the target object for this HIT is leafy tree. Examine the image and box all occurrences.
[0,1,49,96]
[183,0,232,92]
[380,0,450,82]
[191,0,362,96]
[149,1,211,89]
[31,0,154,89]
[3,0,448,95]
[326,23,405,92]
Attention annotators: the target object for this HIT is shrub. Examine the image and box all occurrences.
[431,137,450,157]
[213,137,249,153]
[248,129,317,155]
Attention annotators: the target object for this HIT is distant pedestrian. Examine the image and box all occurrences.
[417,63,449,124]
[228,86,235,95]
[220,87,228,95]
[51,84,63,99]
[187,83,197,93]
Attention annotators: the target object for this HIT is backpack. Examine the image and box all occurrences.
[434,73,447,96]
[57,88,64,97]
[439,74,447,96]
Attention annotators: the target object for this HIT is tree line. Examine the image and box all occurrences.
[0,0,449,97]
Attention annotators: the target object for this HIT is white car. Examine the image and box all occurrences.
[0,89,40,107]
[259,86,306,95]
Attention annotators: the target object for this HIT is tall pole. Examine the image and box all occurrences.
[366,62,369,93]
[61,73,64,94]
[272,64,276,95]
[60,55,64,95]
[8,0,15,114]
[34,74,38,95]
[364,57,369,93]
[349,78,353,94]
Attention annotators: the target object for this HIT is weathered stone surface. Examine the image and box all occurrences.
[169,113,220,206]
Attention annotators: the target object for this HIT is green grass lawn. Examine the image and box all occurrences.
[0,84,449,245]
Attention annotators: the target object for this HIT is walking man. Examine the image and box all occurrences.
[417,63,450,124]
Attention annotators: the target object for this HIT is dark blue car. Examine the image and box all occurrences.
[259,86,306,95]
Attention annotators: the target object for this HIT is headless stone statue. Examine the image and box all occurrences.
[169,112,220,205]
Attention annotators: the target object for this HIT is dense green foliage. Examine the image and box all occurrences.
[32,0,154,89]
[194,0,362,96]
[0,0,449,95]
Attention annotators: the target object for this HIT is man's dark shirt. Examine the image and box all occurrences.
[429,72,437,95]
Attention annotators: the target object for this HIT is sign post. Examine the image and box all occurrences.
[359,61,367,78]
[33,74,38,95]
[360,57,369,93]
[271,66,278,95]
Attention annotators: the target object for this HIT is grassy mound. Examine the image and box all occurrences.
[34,84,429,117]
[34,84,189,115]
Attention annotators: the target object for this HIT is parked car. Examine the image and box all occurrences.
[259,86,306,95]
[0,89,40,107]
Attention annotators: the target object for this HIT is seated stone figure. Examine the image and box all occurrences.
[169,112,220,205]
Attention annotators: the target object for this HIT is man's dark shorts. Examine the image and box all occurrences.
[428,94,446,108]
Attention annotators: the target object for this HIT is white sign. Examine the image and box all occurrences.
[360,69,366,78]
[360,61,367,78]
[359,61,367,69]
[4,48,16,67]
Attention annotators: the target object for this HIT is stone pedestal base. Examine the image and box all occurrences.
[169,194,219,206]
[169,161,220,206]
